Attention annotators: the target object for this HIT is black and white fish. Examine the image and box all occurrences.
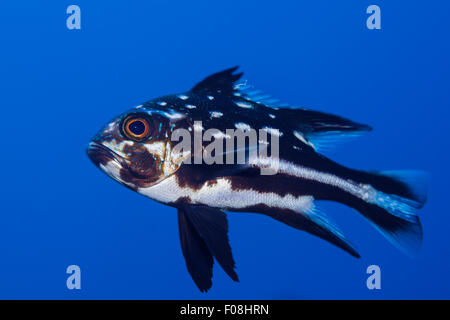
[87,67,427,292]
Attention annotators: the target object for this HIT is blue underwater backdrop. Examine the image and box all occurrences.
[0,0,449,299]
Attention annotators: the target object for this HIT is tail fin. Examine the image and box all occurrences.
[352,170,428,255]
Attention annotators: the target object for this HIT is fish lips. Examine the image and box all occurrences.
[87,141,127,171]
[86,141,155,182]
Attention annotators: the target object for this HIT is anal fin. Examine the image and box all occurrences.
[262,205,360,258]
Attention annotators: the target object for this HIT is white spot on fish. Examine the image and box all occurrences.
[236,101,253,109]
[178,94,189,100]
[269,114,276,119]
[144,141,165,158]
[262,126,283,137]
[135,105,143,109]
[185,104,196,109]
[157,101,167,106]
[207,95,214,100]
[293,130,315,148]
[163,111,185,120]
[212,131,231,139]
[209,111,223,118]
[233,81,248,90]
[193,122,203,131]
[104,122,116,133]
[235,122,251,131]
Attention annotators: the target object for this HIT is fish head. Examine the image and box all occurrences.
[87,105,191,189]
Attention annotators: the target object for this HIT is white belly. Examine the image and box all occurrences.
[138,175,314,213]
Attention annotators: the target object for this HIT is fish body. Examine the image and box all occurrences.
[87,67,427,292]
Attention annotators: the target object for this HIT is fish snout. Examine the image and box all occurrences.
[87,141,123,169]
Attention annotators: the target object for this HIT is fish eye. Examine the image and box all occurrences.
[122,116,150,141]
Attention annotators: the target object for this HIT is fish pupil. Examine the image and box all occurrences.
[129,120,145,135]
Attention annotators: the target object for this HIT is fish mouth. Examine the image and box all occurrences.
[87,142,154,181]
[87,141,128,171]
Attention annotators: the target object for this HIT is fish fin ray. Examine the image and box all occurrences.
[375,170,428,206]
[236,84,293,109]
[177,209,214,292]
[353,202,423,256]
[191,66,243,95]
[293,109,372,153]
[237,84,372,133]
[182,205,239,282]
[305,130,370,153]
[349,170,428,256]
[236,85,372,151]
[264,206,360,258]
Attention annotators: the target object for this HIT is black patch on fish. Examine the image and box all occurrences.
[174,162,257,191]
[191,66,243,95]
[177,204,238,292]
[118,145,161,188]
[178,209,213,292]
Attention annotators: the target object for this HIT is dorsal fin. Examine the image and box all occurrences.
[190,66,243,95]
[235,83,372,153]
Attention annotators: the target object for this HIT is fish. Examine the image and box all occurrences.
[87,67,428,292]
